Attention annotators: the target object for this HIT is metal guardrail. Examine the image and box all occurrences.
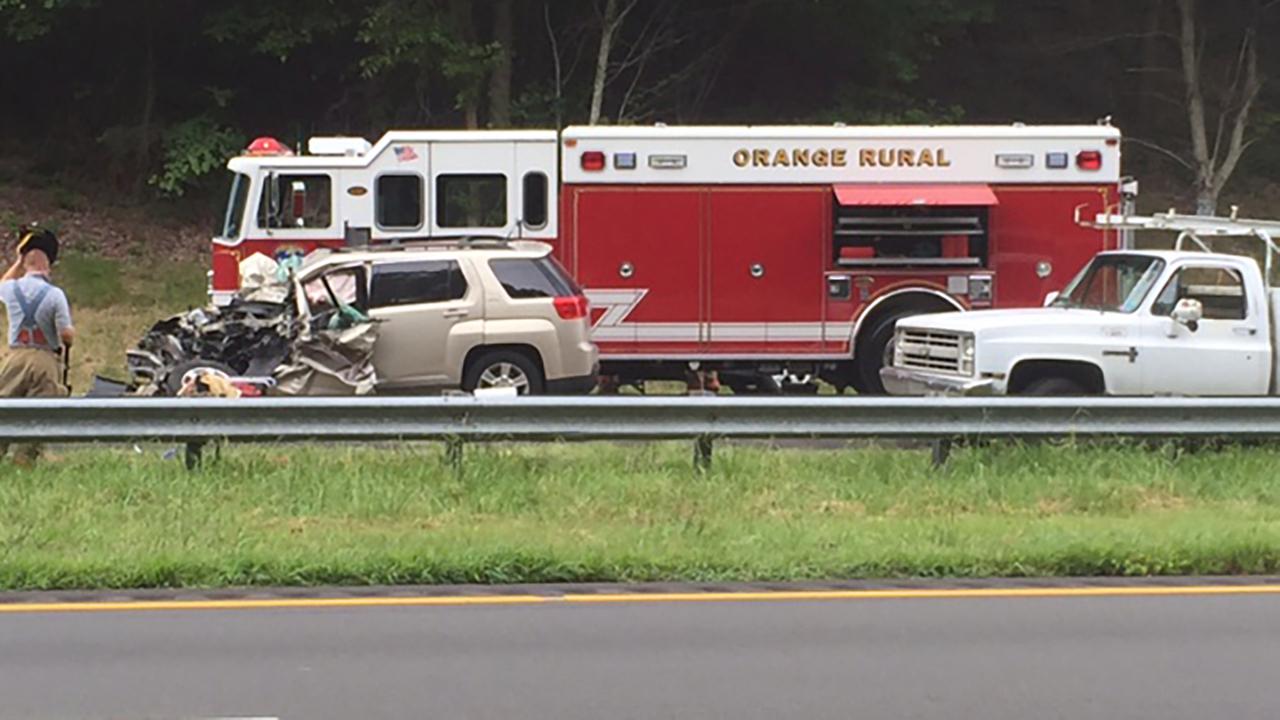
[4,395,1280,468]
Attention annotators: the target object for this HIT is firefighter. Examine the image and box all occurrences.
[0,228,75,465]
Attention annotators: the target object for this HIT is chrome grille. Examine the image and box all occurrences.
[897,329,963,374]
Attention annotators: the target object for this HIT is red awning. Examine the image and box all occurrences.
[833,184,998,207]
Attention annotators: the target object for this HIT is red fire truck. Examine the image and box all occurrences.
[211,124,1127,393]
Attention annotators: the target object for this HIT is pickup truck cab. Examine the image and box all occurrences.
[880,212,1280,396]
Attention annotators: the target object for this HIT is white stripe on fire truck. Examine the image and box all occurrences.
[592,323,854,342]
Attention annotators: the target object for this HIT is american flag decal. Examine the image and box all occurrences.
[393,145,419,162]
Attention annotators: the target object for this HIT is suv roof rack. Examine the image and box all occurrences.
[334,235,514,253]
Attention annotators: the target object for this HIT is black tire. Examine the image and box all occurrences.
[854,315,900,395]
[1021,376,1087,396]
[463,350,544,395]
[162,359,236,396]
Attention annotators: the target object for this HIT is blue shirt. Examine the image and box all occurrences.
[0,274,73,351]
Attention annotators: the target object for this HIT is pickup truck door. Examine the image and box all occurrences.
[1138,263,1270,396]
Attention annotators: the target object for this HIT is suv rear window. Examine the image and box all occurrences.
[370,260,468,307]
[489,257,579,299]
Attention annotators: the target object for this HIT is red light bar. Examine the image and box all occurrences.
[245,136,293,157]
[580,151,606,172]
[1076,150,1102,171]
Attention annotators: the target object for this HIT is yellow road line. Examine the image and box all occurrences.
[0,583,1277,614]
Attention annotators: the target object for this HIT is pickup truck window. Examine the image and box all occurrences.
[1052,255,1164,313]
[1151,266,1246,320]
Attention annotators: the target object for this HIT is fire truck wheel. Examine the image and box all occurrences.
[463,350,545,395]
[1020,377,1087,396]
[854,315,901,395]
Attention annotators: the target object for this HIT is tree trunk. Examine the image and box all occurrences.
[488,0,513,127]
[1176,0,1215,214]
[449,0,481,128]
[589,0,620,125]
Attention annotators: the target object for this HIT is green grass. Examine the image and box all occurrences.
[1,441,1278,590]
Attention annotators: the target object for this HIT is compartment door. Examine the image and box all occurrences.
[570,187,704,355]
[707,188,828,354]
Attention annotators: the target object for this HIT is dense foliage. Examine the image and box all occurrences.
[0,0,1276,210]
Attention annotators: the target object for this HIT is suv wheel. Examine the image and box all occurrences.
[464,351,544,395]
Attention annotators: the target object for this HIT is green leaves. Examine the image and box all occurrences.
[147,117,244,198]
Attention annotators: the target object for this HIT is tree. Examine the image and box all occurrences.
[1175,0,1265,214]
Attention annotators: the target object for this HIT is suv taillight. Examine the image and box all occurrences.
[553,295,589,320]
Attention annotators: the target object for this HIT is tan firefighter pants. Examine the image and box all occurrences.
[0,347,66,462]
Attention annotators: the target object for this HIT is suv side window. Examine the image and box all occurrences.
[369,260,468,308]
[489,257,577,298]
[1151,266,1246,320]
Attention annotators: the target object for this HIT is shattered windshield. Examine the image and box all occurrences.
[1051,255,1165,313]
[217,173,251,240]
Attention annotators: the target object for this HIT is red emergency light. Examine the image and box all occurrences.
[580,151,606,171]
[245,136,294,157]
[553,295,590,320]
[1076,150,1102,171]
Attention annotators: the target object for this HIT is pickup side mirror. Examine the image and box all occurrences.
[1172,298,1203,332]
[1043,291,1060,307]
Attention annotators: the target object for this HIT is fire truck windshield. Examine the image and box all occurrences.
[217,173,251,240]
[1051,254,1165,313]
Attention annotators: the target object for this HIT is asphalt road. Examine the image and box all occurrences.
[0,588,1276,719]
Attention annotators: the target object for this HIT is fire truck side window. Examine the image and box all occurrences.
[375,174,424,229]
[369,260,468,308]
[522,172,548,228]
[258,174,332,230]
[436,174,507,228]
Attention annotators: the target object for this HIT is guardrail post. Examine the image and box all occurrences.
[445,437,464,473]
[931,439,952,467]
[183,441,205,471]
[694,435,713,472]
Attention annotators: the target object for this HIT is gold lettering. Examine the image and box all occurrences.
[753,149,770,167]
[860,149,876,167]
[794,149,810,167]
[917,148,934,167]
[832,149,847,167]
[937,148,951,167]
[773,149,791,166]
[877,149,894,167]
[733,149,750,167]
[899,149,915,167]
[813,149,829,167]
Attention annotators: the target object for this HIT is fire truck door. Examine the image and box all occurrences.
[571,188,703,353]
[989,186,1114,307]
[707,188,828,353]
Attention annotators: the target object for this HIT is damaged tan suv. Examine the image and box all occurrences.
[129,239,598,396]
[300,240,598,395]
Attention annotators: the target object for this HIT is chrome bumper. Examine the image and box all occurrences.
[880,367,995,396]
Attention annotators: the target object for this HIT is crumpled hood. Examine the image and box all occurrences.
[895,307,1123,335]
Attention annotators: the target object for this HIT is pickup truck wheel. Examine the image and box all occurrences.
[464,351,544,395]
[1021,377,1087,396]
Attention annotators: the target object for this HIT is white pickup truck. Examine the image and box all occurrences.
[880,211,1280,396]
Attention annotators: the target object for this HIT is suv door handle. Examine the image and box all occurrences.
[1233,326,1258,336]
[442,309,469,319]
